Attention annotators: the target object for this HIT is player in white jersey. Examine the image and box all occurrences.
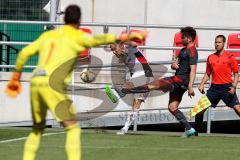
[110,40,154,135]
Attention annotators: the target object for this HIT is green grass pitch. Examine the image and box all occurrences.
[0,127,240,160]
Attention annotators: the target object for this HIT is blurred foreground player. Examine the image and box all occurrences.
[5,5,147,160]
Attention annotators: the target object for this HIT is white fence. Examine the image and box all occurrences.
[1,21,240,134]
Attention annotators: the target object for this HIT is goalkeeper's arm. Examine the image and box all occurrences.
[81,30,148,49]
[5,35,41,98]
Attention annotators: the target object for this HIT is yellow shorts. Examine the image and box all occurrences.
[30,76,77,124]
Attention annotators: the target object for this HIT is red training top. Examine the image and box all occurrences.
[206,51,239,84]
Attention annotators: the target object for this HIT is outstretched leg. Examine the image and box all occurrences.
[233,104,240,117]
[122,78,174,94]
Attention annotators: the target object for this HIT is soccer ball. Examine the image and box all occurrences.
[80,68,96,83]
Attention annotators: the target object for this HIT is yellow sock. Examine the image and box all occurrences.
[23,129,43,160]
[65,124,81,160]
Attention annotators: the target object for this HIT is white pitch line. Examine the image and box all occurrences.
[82,146,240,152]
[3,144,239,153]
[0,132,64,144]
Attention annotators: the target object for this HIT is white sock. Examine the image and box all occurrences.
[122,109,139,131]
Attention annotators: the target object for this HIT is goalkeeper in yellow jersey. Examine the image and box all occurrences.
[5,5,147,160]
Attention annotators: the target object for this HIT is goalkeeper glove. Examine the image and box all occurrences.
[129,30,148,41]
[5,72,22,98]
[118,30,148,42]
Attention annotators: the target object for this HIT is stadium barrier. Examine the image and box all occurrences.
[1,20,240,134]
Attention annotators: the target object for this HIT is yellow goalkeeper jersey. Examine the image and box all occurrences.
[15,25,116,78]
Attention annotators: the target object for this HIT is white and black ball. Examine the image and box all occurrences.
[80,68,96,83]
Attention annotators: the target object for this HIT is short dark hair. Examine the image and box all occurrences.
[180,26,197,42]
[64,5,81,24]
[215,35,226,43]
